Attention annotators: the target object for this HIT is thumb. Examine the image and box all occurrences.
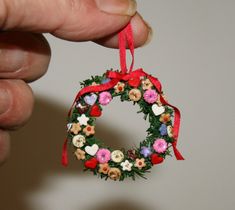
[0,0,137,41]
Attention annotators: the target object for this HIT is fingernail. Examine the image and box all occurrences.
[0,46,27,72]
[142,20,153,47]
[0,88,10,115]
[96,0,137,16]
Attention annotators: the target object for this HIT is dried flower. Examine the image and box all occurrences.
[111,150,124,163]
[108,168,121,181]
[127,149,137,160]
[121,160,133,171]
[153,139,167,153]
[143,89,158,104]
[72,135,86,148]
[96,148,111,163]
[77,114,89,126]
[140,146,152,158]
[114,82,125,93]
[159,124,167,136]
[134,158,146,169]
[83,124,95,136]
[159,113,171,124]
[74,149,86,160]
[142,78,153,90]
[70,123,81,135]
[99,91,112,105]
[167,125,174,137]
[75,102,89,114]
[98,163,110,174]
[128,88,142,101]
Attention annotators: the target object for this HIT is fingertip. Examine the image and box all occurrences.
[0,32,51,82]
[94,13,152,48]
[0,80,34,129]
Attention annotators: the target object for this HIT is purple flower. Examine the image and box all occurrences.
[143,89,158,104]
[96,148,111,163]
[153,139,167,153]
[99,91,112,106]
[140,146,152,157]
[159,124,167,136]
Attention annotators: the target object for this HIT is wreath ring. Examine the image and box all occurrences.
[61,24,184,181]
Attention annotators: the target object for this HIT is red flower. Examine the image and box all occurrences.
[151,154,164,165]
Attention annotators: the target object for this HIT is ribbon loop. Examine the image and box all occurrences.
[118,23,135,74]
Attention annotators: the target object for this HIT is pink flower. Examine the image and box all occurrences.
[99,91,112,105]
[96,148,111,163]
[153,139,167,153]
[143,89,158,104]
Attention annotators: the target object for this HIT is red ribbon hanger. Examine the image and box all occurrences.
[62,23,184,167]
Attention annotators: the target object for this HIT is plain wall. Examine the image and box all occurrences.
[0,0,235,210]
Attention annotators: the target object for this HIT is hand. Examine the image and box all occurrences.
[0,0,152,165]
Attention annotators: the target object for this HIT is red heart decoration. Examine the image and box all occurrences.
[90,104,102,117]
[151,154,164,165]
[128,77,141,87]
[84,157,98,169]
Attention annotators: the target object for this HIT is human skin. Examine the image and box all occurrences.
[0,0,151,165]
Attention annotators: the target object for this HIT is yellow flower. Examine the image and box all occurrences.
[83,124,95,136]
[111,150,124,163]
[142,78,153,90]
[134,158,146,169]
[108,168,121,181]
[129,89,142,102]
[160,113,171,124]
[74,149,86,160]
[98,163,110,174]
[70,123,81,135]
[114,82,125,93]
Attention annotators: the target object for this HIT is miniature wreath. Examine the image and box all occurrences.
[62,23,183,181]
[64,69,183,181]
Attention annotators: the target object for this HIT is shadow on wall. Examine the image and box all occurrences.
[0,96,156,210]
[86,199,156,210]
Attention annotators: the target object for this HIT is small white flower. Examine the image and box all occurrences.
[121,160,133,171]
[77,114,89,126]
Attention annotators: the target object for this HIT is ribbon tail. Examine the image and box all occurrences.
[62,138,69,167]
[172,142,184,160]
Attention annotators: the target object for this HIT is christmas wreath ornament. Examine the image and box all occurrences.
[62,23,184,181]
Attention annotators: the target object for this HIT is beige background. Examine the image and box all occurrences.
[1,0,235,209]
